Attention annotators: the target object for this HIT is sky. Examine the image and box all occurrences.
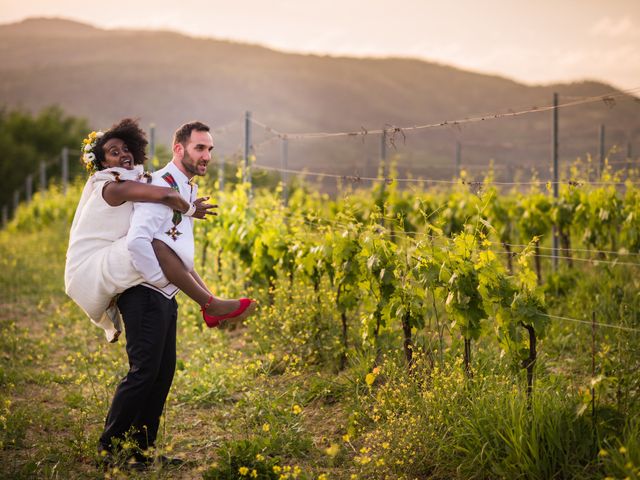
[1,0,639,90]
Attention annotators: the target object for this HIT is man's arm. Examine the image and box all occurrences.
[127,202,172,287]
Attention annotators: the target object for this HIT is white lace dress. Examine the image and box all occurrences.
[64,166,146,342]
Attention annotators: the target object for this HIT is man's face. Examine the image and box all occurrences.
[178,130,213,177]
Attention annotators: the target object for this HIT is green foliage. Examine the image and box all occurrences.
[0,106,88,209]
[441,232,487,341]
[600,419,640,480]
[621,183,640,252]
[454,383,597,479]
[575,183,623,251]
[517,189,552,241]
[8,182,80,233]
[349,353,600,479]
[2,170,640,478]
[359,224,399,342]
[203,436,313,480]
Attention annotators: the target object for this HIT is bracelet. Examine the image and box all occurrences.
[184,203,196,217]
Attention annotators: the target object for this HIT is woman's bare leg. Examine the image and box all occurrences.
[152,239,240,316]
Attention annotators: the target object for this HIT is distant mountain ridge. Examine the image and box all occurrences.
[1,17,638,180]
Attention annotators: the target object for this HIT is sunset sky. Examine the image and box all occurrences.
[1,0,638,91]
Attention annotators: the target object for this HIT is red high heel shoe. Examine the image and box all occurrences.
[201,296,257,328]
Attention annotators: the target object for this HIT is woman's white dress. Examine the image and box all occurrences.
[64,166,146,342]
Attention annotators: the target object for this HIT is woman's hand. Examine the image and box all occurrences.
[188,196,218,219]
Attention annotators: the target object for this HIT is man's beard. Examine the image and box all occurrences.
[180,151,199,177]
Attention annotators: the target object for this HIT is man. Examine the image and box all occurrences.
[98,121,216,467]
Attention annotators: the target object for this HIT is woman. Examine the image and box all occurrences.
[65,118,255,342]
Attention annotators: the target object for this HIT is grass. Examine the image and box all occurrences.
[0,221,351,479]
[0,203,639,479]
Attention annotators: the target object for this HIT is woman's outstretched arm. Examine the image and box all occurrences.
[103,180,187,211]
[102,180,217,218]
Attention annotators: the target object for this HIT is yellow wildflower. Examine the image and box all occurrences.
[325,443,340,457]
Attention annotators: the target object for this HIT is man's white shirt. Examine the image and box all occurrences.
[126,161,196,298]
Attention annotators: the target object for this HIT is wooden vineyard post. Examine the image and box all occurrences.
[244,110,252,198]
[39,160,47,197]
[599,124,606,178]
[552,93,559,272]
[281,135,289,207]
[61,146,69,195]
[591,311,598,451]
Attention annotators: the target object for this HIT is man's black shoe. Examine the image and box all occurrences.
[131,452,185,468]
[96,450,149,472]
[126,457,150,472]
[96,447,117,470]
[96,446,154,472]
[157,455,185,467]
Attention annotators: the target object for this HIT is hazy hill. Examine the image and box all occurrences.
[1,17,638,181]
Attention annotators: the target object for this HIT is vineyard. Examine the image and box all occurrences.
[1,165,640,479]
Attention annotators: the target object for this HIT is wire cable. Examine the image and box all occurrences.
[251,162,640,187]
[250,87,640,141]
[540,312,640,333]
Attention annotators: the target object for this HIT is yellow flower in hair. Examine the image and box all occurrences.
[80,129,104,175]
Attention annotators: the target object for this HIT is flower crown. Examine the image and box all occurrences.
[81,130,105,174]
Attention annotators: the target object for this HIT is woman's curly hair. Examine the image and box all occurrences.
[94,118,148,170]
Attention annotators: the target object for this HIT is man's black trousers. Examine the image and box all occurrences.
[99,285,177,451]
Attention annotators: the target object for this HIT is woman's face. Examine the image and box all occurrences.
[101,138,134,170]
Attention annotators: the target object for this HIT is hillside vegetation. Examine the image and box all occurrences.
[1,18,639,175]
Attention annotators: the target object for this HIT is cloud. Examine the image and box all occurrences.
[590,16,639,38]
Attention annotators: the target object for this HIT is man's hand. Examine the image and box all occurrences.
[192,196,218,219]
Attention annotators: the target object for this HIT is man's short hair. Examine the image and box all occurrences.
[173,121,210,146]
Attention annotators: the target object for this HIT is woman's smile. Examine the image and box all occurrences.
[102,138,134,170]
